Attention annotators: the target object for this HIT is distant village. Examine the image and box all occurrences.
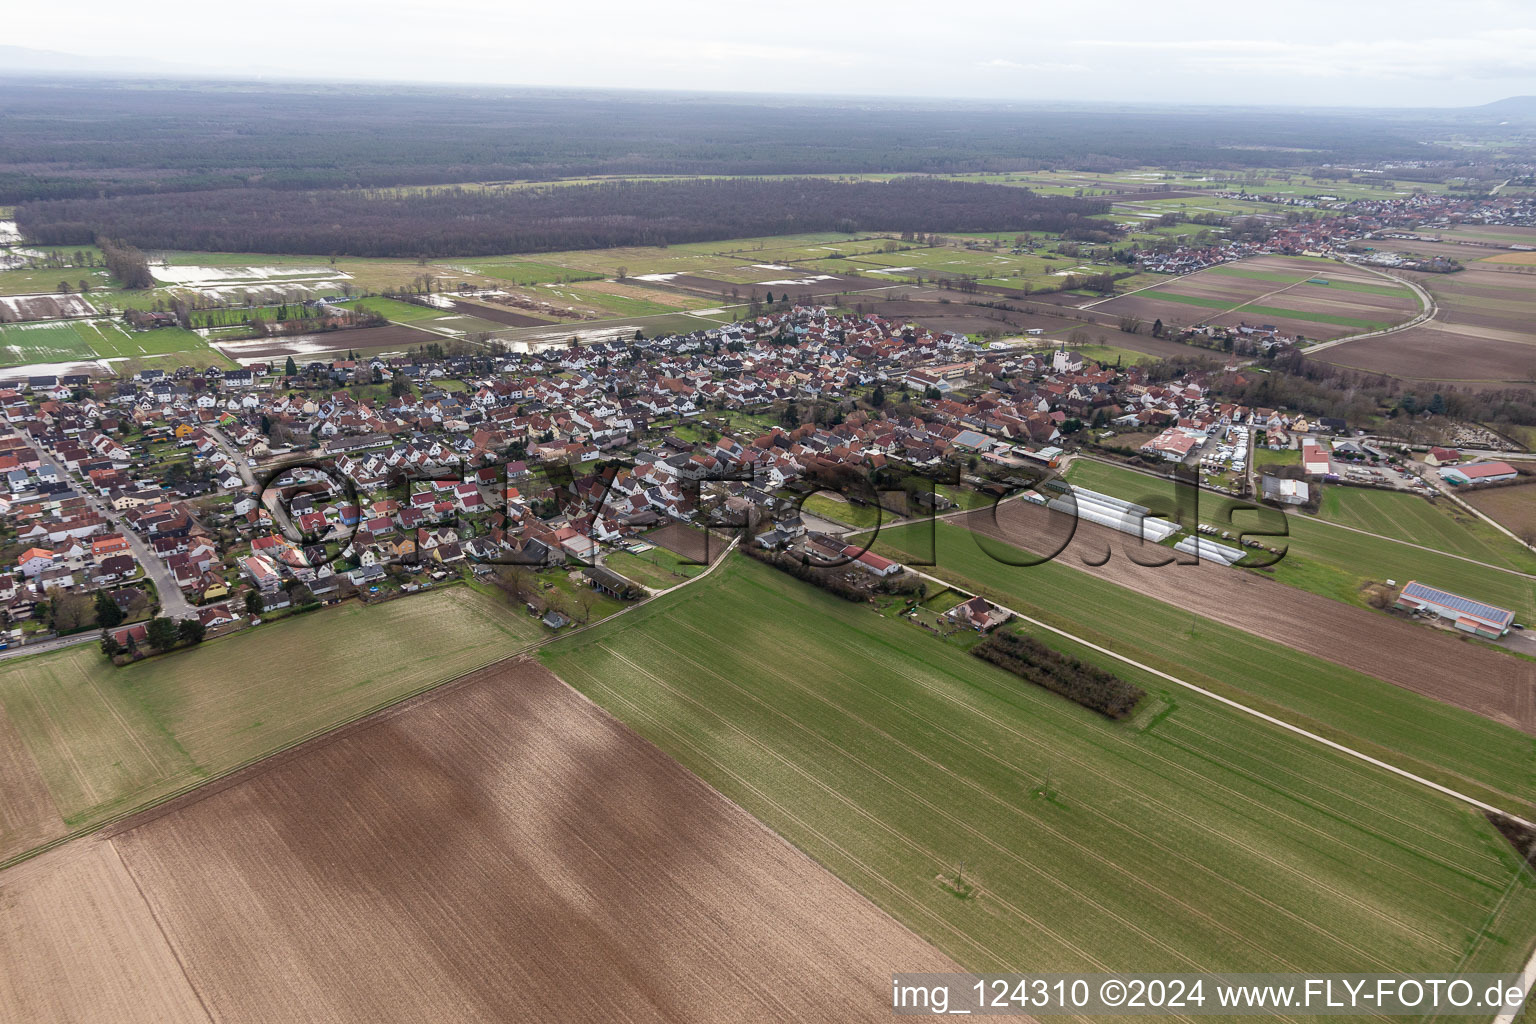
[1132,190,1536,274]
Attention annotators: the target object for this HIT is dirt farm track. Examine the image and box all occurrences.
[0,660,955,1024]
[956,504,1536,736]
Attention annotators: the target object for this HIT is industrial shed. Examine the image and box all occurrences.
[1394,580,1515,638]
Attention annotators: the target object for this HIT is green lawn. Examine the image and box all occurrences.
[1070,343,1157,367]
[541,554,1536,979]
[1065,460,1536,620]
[863,521,1536,814]
[604,548,703,590]
[798,492,883,529]
[1253,446,1301,468]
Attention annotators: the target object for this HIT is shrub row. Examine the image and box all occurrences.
[972,631,1145,719]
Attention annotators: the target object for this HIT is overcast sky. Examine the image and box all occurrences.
[9,0,1536,107]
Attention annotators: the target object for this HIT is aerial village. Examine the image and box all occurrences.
[0,293,1526,659]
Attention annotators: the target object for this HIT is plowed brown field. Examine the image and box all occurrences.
[1,660,954,1024]
[956,502,1536,734]
[1317,266,1536,384]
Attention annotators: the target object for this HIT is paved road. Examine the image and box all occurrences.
[1301,261,1437,354]
[0,630,98,662]
[205,426,257,489]
[26,440,195,619]
[205,425,306,542]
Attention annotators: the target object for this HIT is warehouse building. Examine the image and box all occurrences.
[1394,580,1515,638]
[1438,461,1518,486]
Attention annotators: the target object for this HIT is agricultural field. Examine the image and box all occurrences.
[444,258,602,285]
[0,842,211,1024]
[0,266,116,296]
[2,660,952,1023]
[1318,264,1536,384]
[542,554,1536,983]
[508,231,896,282]
[0,586,541,865]
[1434,224,1536,248]
[796,244,1099,292]
[210,323,441,366]
[1463,483,1536,542]
[1317,485,1536,570]
[0,318,214,371]
[1093,255,1421,342]
[861,517,1536,808]
[0,292,98,321]
[1065,459,1536,619]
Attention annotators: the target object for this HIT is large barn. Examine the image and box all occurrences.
[1438,461,1518,486]
[1394,580,1516,638]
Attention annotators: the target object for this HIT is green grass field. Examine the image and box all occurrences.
[566,287,683,318]
[799,492,884,529]
[603,548,704,590]
[447,260,602,285]
[1070,343,1158,367]
[347,296,452,322]
[0,319,211,368]
[0,586,540,860]
[1317,487,1536,574]
[1065,460,1536,619]
[861,521,1536,814]
[1253,446,1301,468]
[1133,291,1392,330]
[541,554,1536,980]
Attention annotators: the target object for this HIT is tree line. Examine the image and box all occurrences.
[1147,351,1536,430]
[17,178,1112,259]
[971,631,1146,720]
[97,237,153,289]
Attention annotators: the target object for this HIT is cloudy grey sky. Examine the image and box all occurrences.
[8,0,1535,107]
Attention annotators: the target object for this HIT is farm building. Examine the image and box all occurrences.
[1424,447,1460,466]
[839,545,901,576]
[1394,580,1515,638]
[1301,441,1332,476]
[1140,429,1199,461]
[1439,462,1518,486]
[584,566,639,599]
[1260,476,1310,505]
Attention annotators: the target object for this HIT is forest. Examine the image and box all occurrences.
[16,177,1112,258]
[0,78,1468,204]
